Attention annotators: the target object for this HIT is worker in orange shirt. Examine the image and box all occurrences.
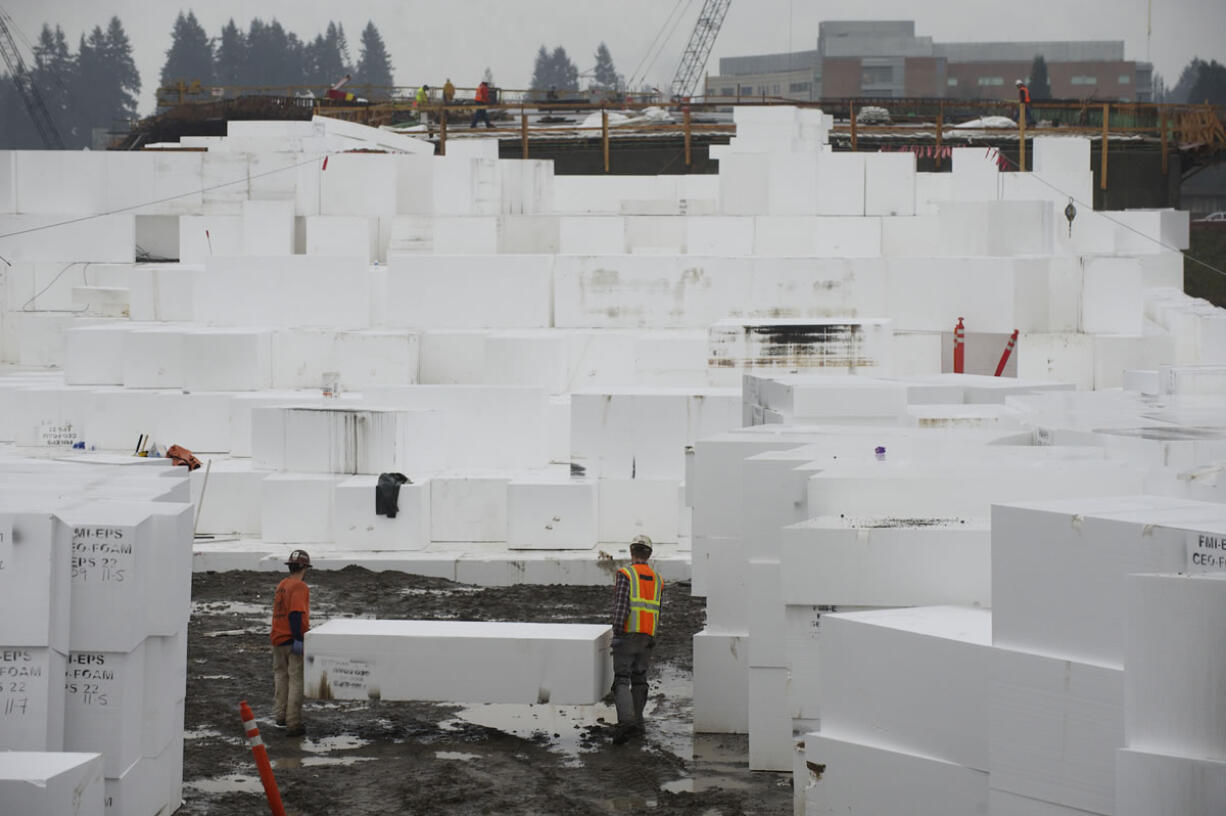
[471,80,494,128]
[270,549,312,737]
[610,535,663,744]
[1016,79,1034,126]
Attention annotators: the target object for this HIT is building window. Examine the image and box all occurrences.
[1071,76,1098,85]
[947,77,958,86]
[789,82,811,93]
[862,65,893,84]
[1119,74,1131,84]
[773,84,781,95]
[721,87,734,96]
[977,76,1004,86]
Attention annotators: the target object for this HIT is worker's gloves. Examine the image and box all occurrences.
[291,639,304,656]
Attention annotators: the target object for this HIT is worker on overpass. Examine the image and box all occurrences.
[471,80,493,128]
[610,535,663,744]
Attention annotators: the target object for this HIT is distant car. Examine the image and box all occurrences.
[1196,211,1226,222]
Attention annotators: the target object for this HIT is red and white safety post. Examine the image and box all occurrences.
[240,700,288,816]
[994,329,1019,377]
[953,317,966,374]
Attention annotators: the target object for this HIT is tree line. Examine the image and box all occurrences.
[0,17,139,149]
[529,42,622,93]
[160,13,394,99]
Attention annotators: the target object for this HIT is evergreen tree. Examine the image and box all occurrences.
[1188,60,1226,106]
[304,22,348,88]
[354,21,393,99]
[335,22,352,70]
[31,24,77,145]
[214,19,245,88]
[75,28,108,142]
[1151,71,1166,102]
[1171,58,1205,103]
[244,19,304,90]
[1028,54,1051,100]
[592,42,619,91]
[530,45,550,90]
[160,11,214,88]
[102,17,141,122]
[551,46,578,90]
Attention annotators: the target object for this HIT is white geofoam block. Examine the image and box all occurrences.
[0,752,104,816]
[305,619,612,704]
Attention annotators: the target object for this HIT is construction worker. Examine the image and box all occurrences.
[416,84,431,126]
[270,549,311,737]
[1016,79,1034,126]
[443,78,455,103]
[610,535,663,744]
[471,80,493,128]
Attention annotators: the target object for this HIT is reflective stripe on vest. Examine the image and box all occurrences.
[620,564,661,636]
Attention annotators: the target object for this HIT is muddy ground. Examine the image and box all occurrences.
[180,567,793,815]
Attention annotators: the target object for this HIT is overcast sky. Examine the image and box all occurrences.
[7,0,1225,114]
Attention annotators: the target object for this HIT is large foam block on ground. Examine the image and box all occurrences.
[808,457,1142,520]
[57,503,162,652]
[597,479,681,543]
[121,325,187,389]
[710,319,893,374]
[1081,257,1143,334]
[305,215,377,262]
[571,389,690,479]
[196,256,371,328]
[988,789,1103,816]
[781,518,990,607]
[0,511,72,650]
[432,156,500,216]
[693,629,748,733]
[190,459,263,536]
[686,216,755,255]
[433,216,498,254]
[178,215,242,264]
[62,324,130,386]
[821,607,991,771]
[558,216,625,254]
[273,329,419,390]
[1033,137,1090,176]
[990,647,1123,814]
[334,475,429,551]
[483,331,568,392]
[1015,332,1095,388]
[430,472,509,542]
[240,199,294,255]
[950,147,1001,202]
[64,643,145,777]
[182,327,273,391]
[0,647,66,751]
[748,374,907,422]
[865,152,917,216]
[1125,572,1226,759]
[748,666,792,770]
[0,752,104,816]
[992,497,1224,665]
[1116,748,1226,816]
[936,200,1053,256]
[885,257,1047,333]
[321,153,399,217]
[816,152,866,215]
[0,214,134,263]
[254,406,451,474]
[385,255,552,328]
[127,263,196,322]
[362,385,549,470]
[498,214,560,254]
[804,733,988,815]
[305,619,612,704]
[507,479,597,550]
[718,154,769,216]
[261,473,341,543]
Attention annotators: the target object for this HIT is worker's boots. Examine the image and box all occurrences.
[632,685,648,728]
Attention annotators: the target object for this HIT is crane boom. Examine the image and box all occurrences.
[669,0,732,100]
[0,9,64,149]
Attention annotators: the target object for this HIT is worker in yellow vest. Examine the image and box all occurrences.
[610,534,663,744]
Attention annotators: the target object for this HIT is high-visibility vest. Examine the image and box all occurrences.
[620,564,661,636]
[1019,85,1031,104]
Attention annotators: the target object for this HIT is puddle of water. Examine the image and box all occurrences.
[184,774,265,795]
[661,779,692,794]
[273,755,376,770]
[442,701,618,762]
[197,674,232,680]
[183,728,225,740]
[435,751,481,761]
[607,795,658,811]
[192,601,270,616]
[302,734,369,753]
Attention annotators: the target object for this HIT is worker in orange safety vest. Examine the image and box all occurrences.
[609,535,663,744]
[270,549,312,737]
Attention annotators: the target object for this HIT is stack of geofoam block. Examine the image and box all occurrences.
[0,458,192,816]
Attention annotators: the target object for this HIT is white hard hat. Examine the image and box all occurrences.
[1015,79,1024,85]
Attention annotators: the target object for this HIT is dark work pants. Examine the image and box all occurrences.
[612,632,653,726]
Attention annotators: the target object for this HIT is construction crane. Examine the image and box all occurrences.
[669,0,732,101]
[0,7,64,148]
